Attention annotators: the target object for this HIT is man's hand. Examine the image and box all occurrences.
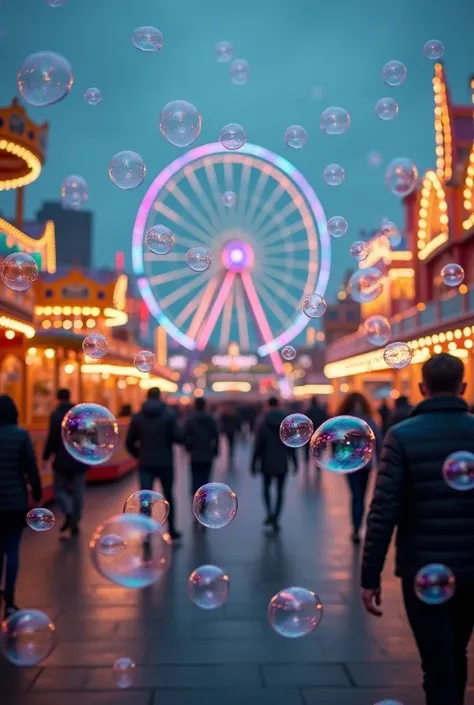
[361,588,382,617]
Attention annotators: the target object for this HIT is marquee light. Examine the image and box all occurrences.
[462,148,474,231]
[417,171,449,260]
[81,363,177,393]
[0,217,56,273]
[212,381,251,393]
[0,315,35,338]
[0,139,42,191]
[433,63,452,182]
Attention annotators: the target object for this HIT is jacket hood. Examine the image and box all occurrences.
[410,396,468,417]
[264,409,286,428]
[141,400,166,417]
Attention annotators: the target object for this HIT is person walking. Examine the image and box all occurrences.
[126,387,182,540]
[378,399,391,436]
[220,405,241,469]
[0,395,42,618]
[251,397,297,532]
[43,388,87,537]
[361,353,474,705]
[303,396,328,468]
[387,394,413,430]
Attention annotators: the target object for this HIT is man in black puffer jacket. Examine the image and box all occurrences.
[183,396,219,500]
[361,353,474,705]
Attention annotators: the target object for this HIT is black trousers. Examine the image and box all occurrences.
[262,474,287,519]
[402,578,474,705]
[190,461,212,496]
[345,467,371,532]
[139,466,176,532]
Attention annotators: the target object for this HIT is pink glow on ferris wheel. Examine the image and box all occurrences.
[221,240,254,272]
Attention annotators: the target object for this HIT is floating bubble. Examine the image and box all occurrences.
[84,87,102,105]
[26,508,55,532]
[327,216,348,238]
[0,609,55,666]
[281,345,296,361]
[323,163,345,186]
[188,565,230,610]
[90,513,171,588]
[382,60,406,87]
[215,40,234,63]
[82,333,108,360]
[380,218,402,247]
[279,413,314,448]
[222,191,237,208]
[219,122,247,150]
[423,39,444,60]
[385,158,418,197]
[268,587,323,638]
[383,341,413,369]
[302,293,327,318]
[134,350,155,373]
[109,151,146,190]
[320,107,350,135]
[364,315,391,346]
[368,151,382,167]
[348,268,384,303]
[284,125,307,150]
[123,490,170,525]
[414,564,455,605]
[440,263,464,287]
[99,534,126,557]
[375,97,398,121]
[61,175,88,210]
[0,252,39,292]
[113,656,136,689]
[62,403,119,465]
[192,482,238,529]
[350,240,370,262]
[310,415,375,474]
[442,451,474,491]
[47,0,67,6]
[187,247,212,272]
[230,58,249,85]
[132,26,163,53]
[160,100,202,148]
[145,225,175,255]
[17,51,73,107]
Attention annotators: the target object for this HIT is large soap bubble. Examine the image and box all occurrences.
[320,107,350,135]
[230,58,249,85]
[302,293,327,318]
[280,413,314,448]
[26,508,55,532]
[61,403,119,465]
[442,451,474,491]
[364,315,391,346]
[82,333,108,360]
[348,268,384,303]
[219,123,247,150]
[0,252,39,292]
[284,125,307,150]
[61,175,88,210]
[375,97,398,121]
[310,415,375,474]
[323,163,345,186]
[188,565,230,609]
[145,225,175,255]
[385,158,418,197]
[17,51,73,107]
[187,247,212,272]
[383,342,412,369]
[0,609,55,666]
[132,26,163,52]
[382,60,406,87]
[327,216,347,238]
[440,263,464,287]
[123,490,170,525]
[134,350,155,372]
[109,151,146,190]
[268,587,323,638]
[414,564,455,605]
[160,100,202,148]
[192,482,238,529]
[215,40,234,63]
[423,40,444,60]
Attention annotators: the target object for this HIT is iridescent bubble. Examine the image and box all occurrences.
[230,58,250,85]
[99,534,126,557]
[414,564,455,605]
[268,587,323,639]
[383,341,413,369]
[90,513,171,588]
[382,60,406,87]
[26,508,55,532]
[61,175,88,210]
[302,293,327,318]
[350,240,370,262]
[368,151,382,167]
[113,656,136,689]
[281,345,296,361]
[385,158,418,197]
[442,451,474,491]
[132,26,163,53]
[327,216,348,238]
[284,125,307,150]
[320,107,350,135]
[160,100,202,148]
[192,482,238,529]
[423,39,444,60]
[219,123,247,150]
[222,191,237,208]
[348,268,384,303]
[134,350,155,373]
[279,413,314,448]
[0,252,39,292]
[188,565,230,610]
[0,609,55,666]
[310,415,375,474]
[186,247,212,272]
[109,151,146,190]
[215,40,234,63]
[364,315,391,346]
[82,333,108,360]
[145,225,175,255]
[441,263,464,287]
[375,97,398,121]
[123,489,170,525]
[17,51,73,107]
[62,403,119,465]
[323,163,345,186]
[84,87,102,105]
[380,218,402,247]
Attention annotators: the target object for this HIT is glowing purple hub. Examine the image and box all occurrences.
[221,240,254,272]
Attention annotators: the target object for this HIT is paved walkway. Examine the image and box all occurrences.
[2,437,474,705]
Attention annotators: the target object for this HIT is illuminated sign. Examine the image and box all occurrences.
[211,354,258,370]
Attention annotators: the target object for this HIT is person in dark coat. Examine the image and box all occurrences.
[220,405,241,468]
[303,396,328,467]
[183,396,219,500]
[0,395,41,618]
[251,397,297,532]
[361,353,474,705]
[387,394,413,430]
[378,399,391,436]
[43,388,87,537]
[126,387,182,540]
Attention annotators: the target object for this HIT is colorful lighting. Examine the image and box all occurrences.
[417,171,449,260]
[0,139,42,191]
[0,217,56,273]
[0,315,35,338]
[432,63,452,182]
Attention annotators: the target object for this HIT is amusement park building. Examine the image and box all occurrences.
[324,64,474,408]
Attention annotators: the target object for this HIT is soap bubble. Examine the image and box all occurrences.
[383,341,412,369]
[187,247,212,272]
[90,513,171,588]
[0,252,39,291]
[84,87,102,105]
[302,293,327,318]
[47,0,67,6]
[17,51,73,107]
[99,534,126,557]
[385,157,418,197]
[132,26,163,52]
[123,490,170,526]
[160,100,202,148]
[375,97,398,121]
[219,123,247,150]
[192,482,238,529]
[230,58,249,85]
[364,315,391,346]
[348,268,384,303]
[279,413,314,448]
[327,216,348,238]
[423,40,444,60]
[323,163,345,186]
[113,657,136,689]
[284,125,307,149]
[441,263,464,287]
[268,587,323,638]
[281,345,296,361]
[380,218,402,247]
[188,565,230,609]
[320,107,350,135]
[350,240,370,262]
[415,564,455,605]
[368,151,382,167]
[26,508,55,532]
[215,40,234,63]
[0,609,55,666]
[382,60,406,87]
[310,415,375,473]
[82,333,108,360]
[222,191,237,208]
[145,225,175,255]
[109,151,146,190]
[134,350,155,372]
[62,403,119,465]
[442,451,474,491]
[61,175,88,210]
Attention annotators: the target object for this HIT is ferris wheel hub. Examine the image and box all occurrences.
[221,239,254,273]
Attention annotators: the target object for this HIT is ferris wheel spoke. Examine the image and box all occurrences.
[174,294,201,329]
[261,218,307,247]
[257,200,299,241]
[154,201,214,247]
[254,276,293,327]
[224,159,235,193]
[203,157,231,228]
[196,271,235,351]
[265,240,309,256]
[184,166,223,235]
[259,272,302,311]
[219,283,235,351]
[264,265,306,293]
[235,276,250,351]
[187,274,221,340]
[144,252,187,263]
[251,183,285,232]
[244,169,270,227]
[240,271,284,374]
[165,180,220,238]
[236,162,251,222]
[159,270,213,310]
[148,266,196,287]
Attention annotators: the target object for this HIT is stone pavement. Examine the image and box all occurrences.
[2,438,474,705]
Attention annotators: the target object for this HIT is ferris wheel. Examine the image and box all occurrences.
[132,142,331,373]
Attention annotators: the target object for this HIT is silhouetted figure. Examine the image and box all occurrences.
[387,395,413,429]
[378,399,391,436]
[303,396,328,467]
[220,405,241,468]
[183,397,219,500]
[118,404,133,418]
